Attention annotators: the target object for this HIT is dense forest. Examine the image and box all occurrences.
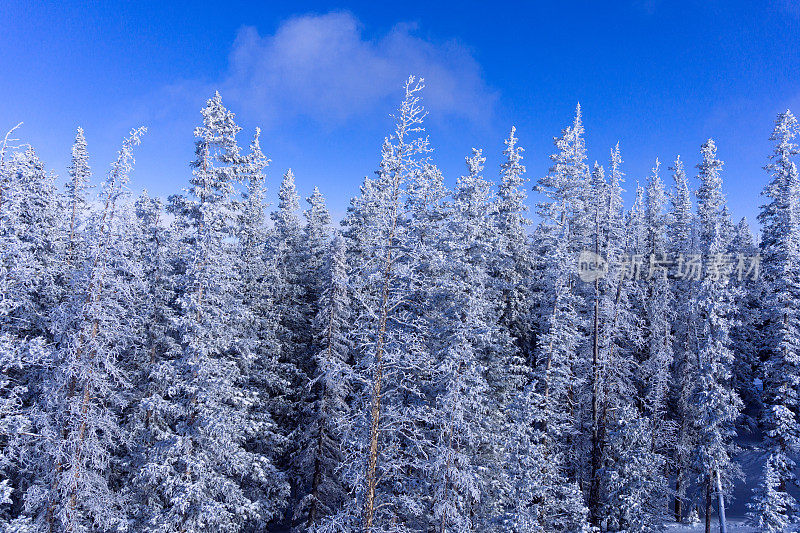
[1,76,799,532]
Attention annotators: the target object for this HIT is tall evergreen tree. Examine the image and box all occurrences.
[667,154,699,522]
[23,127,145,532]
[65,127,91,266]
[294,234,351,530]
[749,110,800,530]
[333,76,433,533]
[494,127,534,363]
[526,106,591,528]
[135,94,282,531]
[693,139,741,533]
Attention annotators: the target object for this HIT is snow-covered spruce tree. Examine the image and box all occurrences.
[590,162,671,532]
[329,76,433,533]
[586,161,609,523]
[130,190,177,378]
[5,147,65,341]
[304,187,333,284]
[124,189,183,526]
[397,158,452,530]
[341,175,382,273]
[19,127,145,532]
[135,93,282,531]
[291,186,339,530]
[531,104,590,442]
[591,146,637,516]
[642,159,675,462]
[524,106,591,528]
[65,127,92,267]
[270,168,310,481]
[749,109,800,530]
[437,148,518,530]
[729,217,762,429]
[667,154,700,522]
[585,151,639,528]
[232,129,290,524]
[291,186,333,505]
[293,234,351,530]
[693,139,742,533]
[748,452,795,532]
[0,126,53,529]
[600,145,637,413]
[494,127,535,365]
[602,406,667,533]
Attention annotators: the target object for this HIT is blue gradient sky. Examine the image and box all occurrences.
[2,1,799,226]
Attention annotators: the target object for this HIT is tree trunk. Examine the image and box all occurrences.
[715,469,728,533]
[705,476,712,533]
[362,175,401,532]
[674,475,682,522]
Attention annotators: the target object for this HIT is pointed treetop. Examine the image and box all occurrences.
[466,148,486,177]
[194,91,242,159]
[247,127,270,171]
[648,158,662,188]
[769,110,798,156]
[609,143,624,187]
[68,126,91,191]
[307,186,328,211]
[505,126,520,152]
[278,168,300,214]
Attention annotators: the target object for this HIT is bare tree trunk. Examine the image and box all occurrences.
[674,475,682,522]
[705,477,712,533]
[715,469,728,533]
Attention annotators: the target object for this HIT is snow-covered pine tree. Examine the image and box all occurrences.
[525,106,591,528]
[291,187,333,494]
[693,139,742,533]
[597,160,673,531]
[135,93,282,531]
[341,175,381,273]
[747,453,795,532]
[586,161,609,523]
[494,127,535,365]
[602,406,667,533]
[124,189,184,527]
[531,104,590,444]
[438,148,515,530]
[270,168,310,487]
[6,147,64,341]
[234,128,291,527]
[729,217,762,429]
[0,125,53,530]
[294,234,351,530]
[667,154,700,522]
[21,127,145,532]
[399,157,451,530]
[291,185,338,530]
[587,145,640,526]
[65,127,91,267]
[333,76,433,533]
[584,156,629,525]
[642,159,675,462]
[749,109,800,530]
[304,187,332,282]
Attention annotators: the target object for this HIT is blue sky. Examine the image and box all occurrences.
[2,1,799,226]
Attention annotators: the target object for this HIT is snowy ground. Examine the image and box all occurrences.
[665,519,756,532]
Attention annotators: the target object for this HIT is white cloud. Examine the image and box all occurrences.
[221,12,496,128]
